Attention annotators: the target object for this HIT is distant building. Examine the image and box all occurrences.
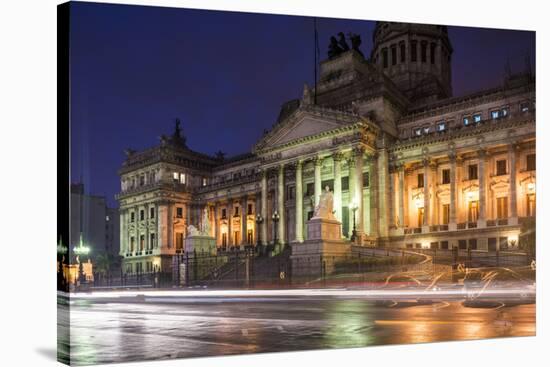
[117,22,535,274]
[71,183,120,259]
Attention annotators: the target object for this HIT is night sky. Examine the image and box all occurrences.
[69,2,535,207]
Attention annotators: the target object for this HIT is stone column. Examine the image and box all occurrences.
[478,150,487,227]
[354,147,364,243]
[313,156,322,206]
[423,159,430,228]
[456,156,464,224]
[449,154,457,230]
[167,204,173,249]
[227,199,233,246]
[389,166,396,228]
[508,144,518,224]
[119,209,127,256]
[214,202,219,246]
[377,149,389,238]
[241,196,247,246]
[398,164,405,228]
[369,154,379,238]
[277,164,285,244]
[333,152,343,224]
[261,169,268,246]
[430,161,437,225]
[295,160,304,243]
[348,155,356,238]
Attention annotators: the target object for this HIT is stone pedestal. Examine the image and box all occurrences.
[184,235,217,256]
[291,217,350,277]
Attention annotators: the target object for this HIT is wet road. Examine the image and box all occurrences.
[58,291,535,365]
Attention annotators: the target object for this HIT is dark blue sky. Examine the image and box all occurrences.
[69,2,535,207]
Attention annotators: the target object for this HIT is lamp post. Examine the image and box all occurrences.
[272,210,280,254]
[350,200,358,242]
[255,213,264,255]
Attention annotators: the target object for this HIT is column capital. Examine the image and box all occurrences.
[332,151,344,162]
[312,156,323,166]
[353,145,365,157]
[448,152,457,163]
[477,148,489,159]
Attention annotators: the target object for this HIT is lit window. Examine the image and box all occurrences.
[491,110,500,119]
[414,128,422,136]
[437,122,446,132]
[176,207,183,218]
[179,173,186,184]
[520,102,529,113]
[423,126,430,134]
[173,172,179,181]
[501,107,509,117]
[202,177,207,187]
[463,117,470,126]
[442,169,450,184]
[473,114,482,123]
[106,215,110,222]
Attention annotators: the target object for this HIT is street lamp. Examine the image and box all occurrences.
[272,210,280,253]
[255,213,264,254]
[350,200,358,242]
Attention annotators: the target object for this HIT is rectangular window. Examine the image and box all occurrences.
[473,113,482,123]
[173,172,179,181]
[400,42,406,62]
[341,176,349,191]
[130,212,135,222]
[491,110,500,119]
[468,201,479,222]
[527,194,536,216]
[468,164,478,180]
[221,208,227,219]
[423,126,430,134]
[421,41,427,62]
[440,241,449,250]
[497,197,508,219]
[287,186,295,201]
[417,173,424,188]
[139,235,144,251]
[501,107,509,117]
[442,204,450,225]
[202,177,207,187]
[175,233,184,250]
[430,43,436,64]
[459,240,467,250]
[520,102,529,113]
[176,207,183,218]
[130,236,135,252]
[179,173,186,184]
[463,116,471,126]
[496,159,507,176]
[382,48,388,68]
[307,211,314,221]
[526,154,536,171]
[442,169,450,184]
[306,182,314,196]
[234,206,239,217]
[247,204,253,215]
[391,45,397,65]
[469,239,478,250]
[437,122,446,132]
[222,233,227,247]
[139,175,145,186]
[150,207,155,219]
[362,172,369,188]
[150,233,156,248]
[417,207,424,227]
[413,127,422,136]
[140,209,144,221]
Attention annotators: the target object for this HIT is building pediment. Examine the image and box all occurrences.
[253,106,360,153]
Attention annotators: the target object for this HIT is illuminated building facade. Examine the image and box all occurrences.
[117,22,535,273]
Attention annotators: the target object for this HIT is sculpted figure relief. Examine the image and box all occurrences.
[313,186,337,220]
[200,207,211,236]
[187,225,200,237]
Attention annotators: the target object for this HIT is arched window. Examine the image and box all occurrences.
[399,42,406,63]
[421,41,427,63]
[410,40,417,62]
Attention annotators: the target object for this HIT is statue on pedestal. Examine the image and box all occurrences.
[200,207,211,236]
[313,186,336,220]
